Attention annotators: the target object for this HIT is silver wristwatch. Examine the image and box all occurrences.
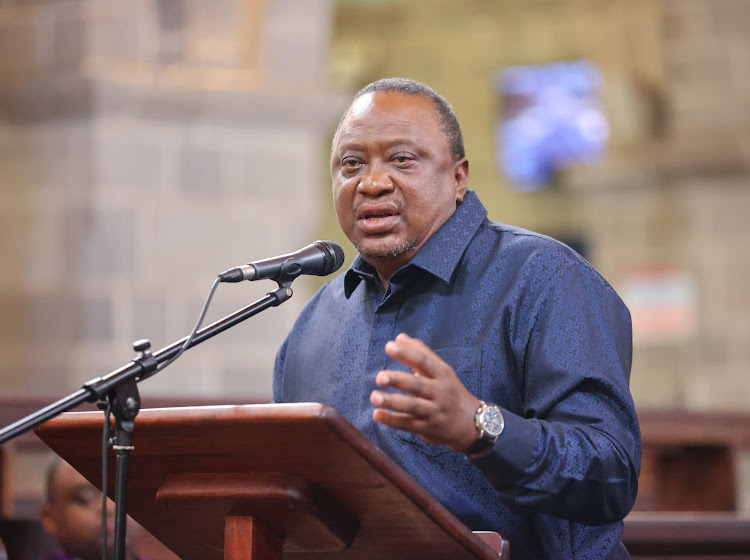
[466,401,504,456]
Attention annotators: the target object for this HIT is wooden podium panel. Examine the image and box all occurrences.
[35,403,504,560]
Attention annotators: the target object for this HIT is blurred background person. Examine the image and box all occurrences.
[41,459,140,560]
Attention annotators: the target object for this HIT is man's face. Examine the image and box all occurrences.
[331,91,468,281]
[41,462,124,560]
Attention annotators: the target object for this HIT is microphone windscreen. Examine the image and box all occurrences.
[314,240,345,275]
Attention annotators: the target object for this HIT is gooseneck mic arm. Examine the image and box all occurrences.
[0,285,294,445]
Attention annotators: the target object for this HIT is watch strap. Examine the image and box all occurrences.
[465,435,495,456]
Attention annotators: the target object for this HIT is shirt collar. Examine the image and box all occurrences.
[344,190,487,298]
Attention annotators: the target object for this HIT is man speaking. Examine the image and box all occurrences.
[273,78,641,559]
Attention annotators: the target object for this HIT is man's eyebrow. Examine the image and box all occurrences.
[336,141,366,152]
[337,137,420,152]
[383,138,420,149]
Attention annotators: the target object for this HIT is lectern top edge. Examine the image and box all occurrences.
[34,402,505,559]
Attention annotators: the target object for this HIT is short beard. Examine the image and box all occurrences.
[355,239,418,261]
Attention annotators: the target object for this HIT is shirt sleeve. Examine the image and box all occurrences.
[470,245,641,526]
[272,335,289,403]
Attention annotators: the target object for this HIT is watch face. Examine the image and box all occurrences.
[481,406,504,438]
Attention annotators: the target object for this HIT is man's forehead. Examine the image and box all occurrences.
[345,90,437,124]
[348,92,377,119]
[335,91,445,151]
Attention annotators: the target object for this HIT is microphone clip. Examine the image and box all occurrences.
[274,258,305,289]
[267,259,298,304]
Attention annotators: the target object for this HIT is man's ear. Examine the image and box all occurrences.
[40,502,58,536]
[453,158,469,203]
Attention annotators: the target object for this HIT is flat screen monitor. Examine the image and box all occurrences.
[496,60,609,191]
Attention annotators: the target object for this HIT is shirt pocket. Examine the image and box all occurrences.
[391,346,482,457]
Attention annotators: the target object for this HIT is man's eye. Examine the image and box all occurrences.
[342,159,361,170]
[393,155,413,165]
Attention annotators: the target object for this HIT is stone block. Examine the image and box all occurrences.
[93,133,165,191]
[31,293,80,345]
[661,0,713,38]
[261,0,333,80]
[630,346,686,408]
[0,293,34,343]
[184,0,242,66]
[225,127,320,202]
[79,294,114,341]
[24,207,78,292]
[693,335,730,368]
[0,291,78,346]
[51,16,86,69]
[77,207,135,277]
[179,143,222,194]
[0,208,32,290]
[65,341,132,392]
[0,134,89,199]
[711,0,750,36]
[1,351,72,394]
[88,20,142,61]
[131,291,167,345]
[221,361,273,401]
[0,20,38,76]
[140,202,250,281]
[0,141,40,187]
[0,345,33,392]
[0,76,92,123]
[684,364,750,409]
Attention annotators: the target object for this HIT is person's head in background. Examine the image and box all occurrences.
[40,458,137,560]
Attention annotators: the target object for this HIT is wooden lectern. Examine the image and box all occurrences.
[35,403,507,560]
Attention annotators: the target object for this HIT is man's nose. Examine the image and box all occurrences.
[357,162,394,196]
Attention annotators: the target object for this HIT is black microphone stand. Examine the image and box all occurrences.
[0,271,298,560]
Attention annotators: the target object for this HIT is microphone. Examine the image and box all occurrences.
[218,240,345,283]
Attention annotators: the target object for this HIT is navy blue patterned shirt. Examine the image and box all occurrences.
[274,191,641,559]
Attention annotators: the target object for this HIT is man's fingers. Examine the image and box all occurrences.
[370,389,433,419]
[384,333,451,379]
[372,407,428,434]
[375,370,434,399]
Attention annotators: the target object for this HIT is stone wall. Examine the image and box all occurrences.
[0,0,347,402]
[0,0,91,395]
[589,0,750,410]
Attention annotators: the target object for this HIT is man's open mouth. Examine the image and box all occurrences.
[356,205,400,233]
[364,210,396,220]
